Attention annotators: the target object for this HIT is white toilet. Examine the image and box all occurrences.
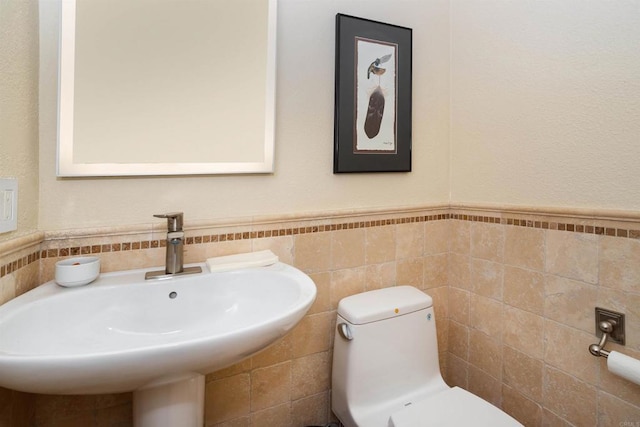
[331,286,523,427]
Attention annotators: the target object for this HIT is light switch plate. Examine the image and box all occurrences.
[0,178,18,233]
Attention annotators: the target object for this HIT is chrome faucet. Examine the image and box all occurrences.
[156,212,184,274]
[145,212,202,280]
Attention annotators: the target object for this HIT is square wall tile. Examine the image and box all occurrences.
[504,226,544,271]
[469,294,503,339]
[291,392,329,427]
[307,272,331,314]
[291,352,331,400]
[423,254,448,289]
[544,275,597,334]
[599,236,640,292]
[294,233,332,273]
[502,384,542,427]
[206,360,252,382]
[448,287,470,325]
[291,312,332,358]
[545,231,598,284]
[468,365,502,408]
[446,353,469,389]
[397,257,424,288]
[470,223,504,263]
[330,267,366,309]
[469,329,502,379]
[365,225,396,264]
[424,221,450,255]
[250,362,291,412]
[450,220,471,255]
[503,266,544,315]
[448,253,471,290]
[503,346,543,402]
[597,391,640,427]
[251,335,292,370]
[448,320,469,360]
[396,222,425,259]
[365,262,396,291]
[503,305,543,359]
[249,403,291,426]
[331,229,365,270]
[428,285,449,321]
[543,366,597,427]
[543,319,599,386]
[205,374,250,425]
[470,258,503,301]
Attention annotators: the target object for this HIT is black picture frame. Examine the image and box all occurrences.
[334,14,412,173]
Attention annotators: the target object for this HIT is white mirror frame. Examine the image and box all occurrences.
[57,0,277,177]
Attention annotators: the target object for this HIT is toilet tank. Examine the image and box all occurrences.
[332,286,448,427]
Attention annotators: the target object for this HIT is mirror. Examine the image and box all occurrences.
[57,0,276,177]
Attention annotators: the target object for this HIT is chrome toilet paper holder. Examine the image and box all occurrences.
[589,307,625,358]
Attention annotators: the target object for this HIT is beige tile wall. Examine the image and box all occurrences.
[1,206,639,426]
[448,211,640,427]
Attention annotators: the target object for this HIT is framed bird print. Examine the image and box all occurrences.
[334,14,412,173]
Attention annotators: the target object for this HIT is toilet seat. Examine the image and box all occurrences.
[389,386,522,427]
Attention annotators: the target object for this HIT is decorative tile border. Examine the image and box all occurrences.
[41,239,166,259]
[1,213,449,279]
[39,213,450,257]
[4,206,640,280]
[0,249,40,279]
[450,213,640,239]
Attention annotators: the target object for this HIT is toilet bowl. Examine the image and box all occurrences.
[331,286,522,427]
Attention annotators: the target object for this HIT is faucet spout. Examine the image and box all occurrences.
[165,230,185,274]
[145,212,202,280]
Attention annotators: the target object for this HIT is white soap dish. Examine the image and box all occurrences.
[55,256,101,287]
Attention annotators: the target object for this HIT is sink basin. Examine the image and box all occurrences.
[0,262,316,397]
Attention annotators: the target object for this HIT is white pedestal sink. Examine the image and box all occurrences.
[0,262,316,426]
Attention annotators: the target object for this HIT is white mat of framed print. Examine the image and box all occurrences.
[334,14,412,173]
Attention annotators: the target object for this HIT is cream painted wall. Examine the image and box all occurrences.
[450,0,640,210]
[38,0,451,231]
[34,0,640,232]
[0,0,39,242]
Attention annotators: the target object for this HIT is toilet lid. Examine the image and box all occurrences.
[389,386,522,427]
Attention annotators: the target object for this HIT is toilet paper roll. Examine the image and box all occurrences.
[607,351,640,386]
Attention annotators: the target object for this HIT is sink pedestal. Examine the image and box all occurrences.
[133,374,205,427]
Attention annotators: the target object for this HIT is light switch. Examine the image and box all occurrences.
[3,190,14,220]
[0,178,17,233]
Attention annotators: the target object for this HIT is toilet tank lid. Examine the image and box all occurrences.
[337,286,433,325]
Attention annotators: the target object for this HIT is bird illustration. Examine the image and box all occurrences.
[367,54,392,79]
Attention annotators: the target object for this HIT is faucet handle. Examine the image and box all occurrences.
[153,212,183,232]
